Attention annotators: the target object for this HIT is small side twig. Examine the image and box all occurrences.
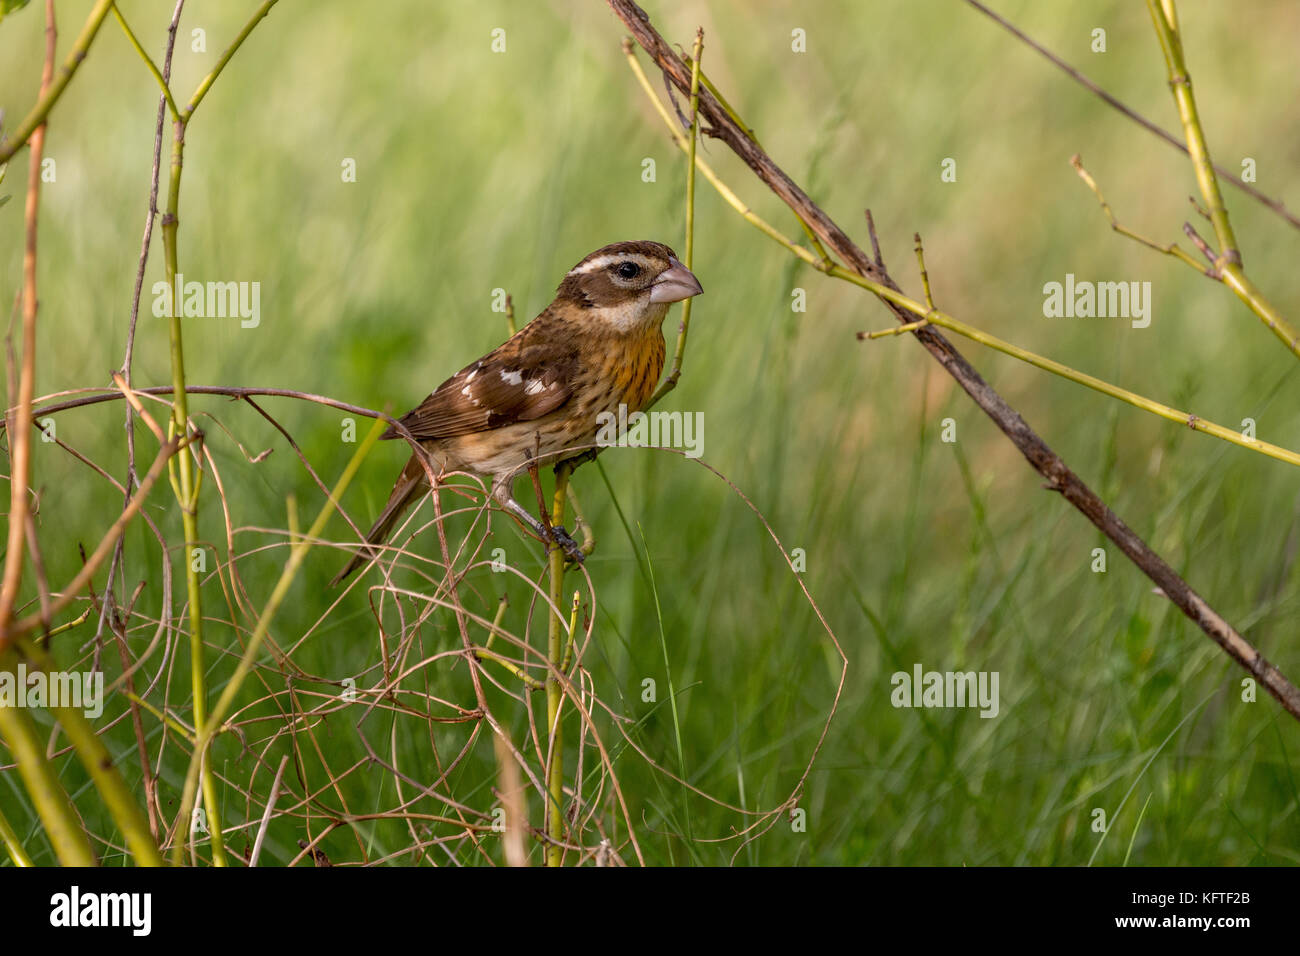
[963,0,1300,231]
[1070,154,1209,275]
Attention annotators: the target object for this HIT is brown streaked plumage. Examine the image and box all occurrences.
[332,240,702,584]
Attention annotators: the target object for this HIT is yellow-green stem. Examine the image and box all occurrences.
[0,796,33,866]
[565,484,596,555]
[1146,0,1238,261]
[183,1,280,120]
[159,3,283,860]
[476,597,542,689]
[675,32,703,373]
[561,590,580,674]
[12,634,164,865]
[921,306,1300,468]
[110,3,180,120]
[161,117,226,866]
[476,646,543,690]
[1071,154,1209,275]
[1144,0,1300,358]
[545,463,572,867]
[830,253,1300,468]
[695,65,831,264]
[1220,263,1300,356]
[171,413,386,865]
[648,30,703,406]
[0,650,95,865]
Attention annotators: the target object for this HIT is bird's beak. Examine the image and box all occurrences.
[649,257,704,304]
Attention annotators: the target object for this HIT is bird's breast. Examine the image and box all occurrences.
[601,329,666,414]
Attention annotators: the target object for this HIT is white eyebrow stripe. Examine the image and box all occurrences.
[568,252,659,276]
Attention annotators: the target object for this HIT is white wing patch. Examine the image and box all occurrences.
[524,378,547,396]
[459,363,484,400]
[499,369,524,386]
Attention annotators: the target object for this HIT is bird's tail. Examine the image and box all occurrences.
[330,454,429,586]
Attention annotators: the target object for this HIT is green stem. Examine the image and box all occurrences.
[545,462,572,866]
[1145,0,1238,261]
[12,635,164,865]
[475,646,543,690]
[1070,154,1209,275]
[156,1,281,865]
[639,524,689,830]
[0,650,96,865]
[560,590,580,674]
[695,64,832,264]
[830,256,1300,467]
[183,0,280,119]
[651,29,702,406]
[160,113,227,866]
[918,306,1300,468]
[0,797,33,866]
[110,3,181,120]
[1144,0,1300,358]
[1219,263,1300,357]
[171,413,386,865]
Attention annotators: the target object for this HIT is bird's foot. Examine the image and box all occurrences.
[548,525,585,565]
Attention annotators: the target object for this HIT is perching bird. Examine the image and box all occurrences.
[332,240,703,584]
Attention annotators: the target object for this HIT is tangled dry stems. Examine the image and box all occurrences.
[3,384,843,865]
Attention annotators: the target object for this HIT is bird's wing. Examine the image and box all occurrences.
[383,322,579,441]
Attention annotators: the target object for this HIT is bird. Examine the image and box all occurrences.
[331,240,703,585]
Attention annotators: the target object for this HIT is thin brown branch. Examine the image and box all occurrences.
[0,0,57,631]
[2,433,184,648]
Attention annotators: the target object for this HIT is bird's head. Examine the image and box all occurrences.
[555,240,703,331]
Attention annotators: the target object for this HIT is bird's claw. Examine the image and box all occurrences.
[548,525,585,564]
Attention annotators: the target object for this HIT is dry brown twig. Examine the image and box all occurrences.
[0,0,58,635]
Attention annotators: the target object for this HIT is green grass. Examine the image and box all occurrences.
[0,0,1298,865]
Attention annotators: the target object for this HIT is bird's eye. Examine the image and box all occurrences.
[615,261,641,279]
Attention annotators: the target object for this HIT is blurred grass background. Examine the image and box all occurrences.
[1,0,1299,865]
